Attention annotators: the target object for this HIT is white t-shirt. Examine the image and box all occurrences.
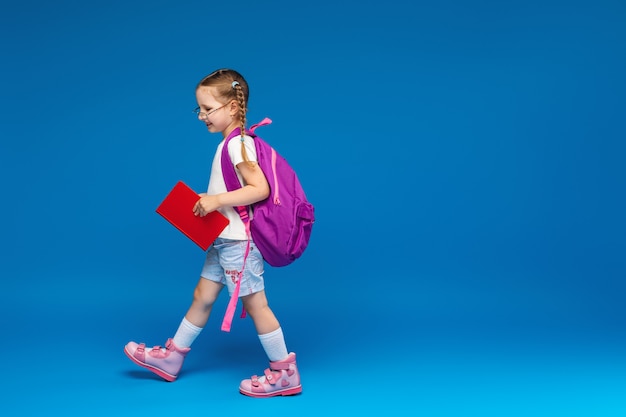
[207,134,257,240]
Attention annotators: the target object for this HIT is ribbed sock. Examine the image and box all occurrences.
[172,317,203,349]
[258,327,289,362]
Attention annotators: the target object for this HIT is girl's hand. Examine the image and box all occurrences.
[192,161,269,217]
[193,194,220,217]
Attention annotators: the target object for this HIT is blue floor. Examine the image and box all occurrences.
[3,260,625,417]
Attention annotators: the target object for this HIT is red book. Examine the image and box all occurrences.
[156,181,229,250]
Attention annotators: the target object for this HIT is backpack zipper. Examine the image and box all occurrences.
[271,148,281,205]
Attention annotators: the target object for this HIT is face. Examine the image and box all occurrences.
[195,86,239,137]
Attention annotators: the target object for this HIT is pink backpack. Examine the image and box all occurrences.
[219,118,315,331]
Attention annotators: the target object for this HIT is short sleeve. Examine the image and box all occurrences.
[228,134,257,167]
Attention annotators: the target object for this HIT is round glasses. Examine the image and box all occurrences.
[193,102,229,120]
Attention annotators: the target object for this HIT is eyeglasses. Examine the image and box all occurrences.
[193,102,229,120]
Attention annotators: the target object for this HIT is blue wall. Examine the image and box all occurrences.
[1,1,624,415]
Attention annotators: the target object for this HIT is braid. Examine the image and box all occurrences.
[234,84,251,165]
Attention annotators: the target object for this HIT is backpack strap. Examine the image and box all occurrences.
[220,118,272,193]
[250,117,272,132]
[219,119,271,332]
[220,220,251,332]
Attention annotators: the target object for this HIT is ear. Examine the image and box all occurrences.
[228,99,239,117]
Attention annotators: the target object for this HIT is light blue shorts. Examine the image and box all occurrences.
[200,238,265,297]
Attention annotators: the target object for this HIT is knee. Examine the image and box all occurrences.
[244,303,268,319]
[242,295,270,318]
[193,283,217,307]
[242,293,280,333]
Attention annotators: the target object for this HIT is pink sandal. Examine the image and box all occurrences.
[124,338,190,382]
[239,352,302,397]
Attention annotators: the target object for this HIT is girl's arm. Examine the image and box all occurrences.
[193,162,269,217]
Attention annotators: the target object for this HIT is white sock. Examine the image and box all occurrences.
[258,327,289,362]
[172,317,203,348]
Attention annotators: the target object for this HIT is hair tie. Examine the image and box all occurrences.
[231,81,240,89]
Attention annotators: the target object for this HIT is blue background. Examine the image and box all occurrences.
[1,0,625,415]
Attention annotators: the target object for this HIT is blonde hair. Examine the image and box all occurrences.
[196,69,252,164]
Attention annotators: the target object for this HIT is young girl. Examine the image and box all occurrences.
[124,69,302,398]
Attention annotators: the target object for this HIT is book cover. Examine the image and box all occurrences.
[156,181,229,250]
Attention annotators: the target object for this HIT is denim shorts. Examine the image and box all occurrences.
[200,238,265,297]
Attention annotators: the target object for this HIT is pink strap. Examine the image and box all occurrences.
[220,117,271,332]
[250,117,272,133]
[220,212,252,332]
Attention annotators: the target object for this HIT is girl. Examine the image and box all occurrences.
[124,69,302,398]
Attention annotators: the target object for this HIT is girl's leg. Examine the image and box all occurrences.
[172,277,223,347]
[242,290,287,361]
[241,290,280,335]
[124,277,223,382]
[184,278,223,326]
[239,291,301,397]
